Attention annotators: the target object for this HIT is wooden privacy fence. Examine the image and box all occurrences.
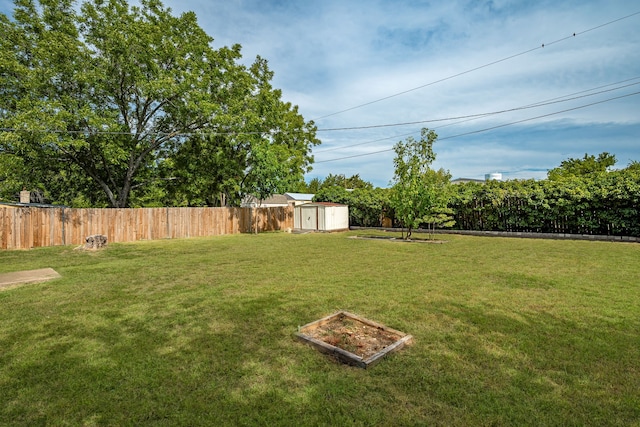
[0,206,294,250]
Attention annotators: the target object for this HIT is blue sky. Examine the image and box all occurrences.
[2,0,639,187]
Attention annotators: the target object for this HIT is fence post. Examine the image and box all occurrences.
[61,208,66,246]
[166,207,170,239]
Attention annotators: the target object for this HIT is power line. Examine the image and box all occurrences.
[4,79,635,143]
[313,91,640,164]
[313,77,640,153]
[314,79,640,133]
[312,11,640,122]
[3,78,637,141]
[520,76,640,107]
[314,130,417,154]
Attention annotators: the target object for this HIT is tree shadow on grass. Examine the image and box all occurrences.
[2,289,638,426]
[407,300,640,426]
[0,291,387,425]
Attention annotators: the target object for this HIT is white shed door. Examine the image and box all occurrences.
[301,205,317,230]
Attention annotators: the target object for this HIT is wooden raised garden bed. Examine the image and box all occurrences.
[295,311,412,369]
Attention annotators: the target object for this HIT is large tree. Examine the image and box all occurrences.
[164,56,319,207]
[0,0,318,207]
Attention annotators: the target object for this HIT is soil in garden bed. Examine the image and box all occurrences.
[303,315,402,359]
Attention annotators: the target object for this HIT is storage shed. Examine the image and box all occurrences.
[294,202,349,232]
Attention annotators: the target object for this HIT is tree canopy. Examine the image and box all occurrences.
[319,173,374,190]
[547,152,616,181]
[0,0,318,207]
[390,128,452,239]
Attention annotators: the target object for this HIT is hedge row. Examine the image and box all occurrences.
[313,169,640,237]
[449,170,640,237]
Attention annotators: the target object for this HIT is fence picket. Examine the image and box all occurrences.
[0,206,294,250]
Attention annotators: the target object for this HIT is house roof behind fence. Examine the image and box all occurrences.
[284,192,315,201]
[303,202,347,207]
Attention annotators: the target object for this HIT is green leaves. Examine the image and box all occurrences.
[390,128,452,238]
[0,0,318,208]
[547,152,616,181]
[243,140,289,204]
[164,54,319,207]
[449,164,640,236]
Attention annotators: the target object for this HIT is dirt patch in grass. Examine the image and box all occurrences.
[302,313,404,359]
[350,235,446,244]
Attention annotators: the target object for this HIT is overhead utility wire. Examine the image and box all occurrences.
[520,76,640,107]
[315,80,640,132]
[314,131,417,154]
[314,91,640,164]
[3,79,638,140]
[312,11,640,121]
[314,77,640,153]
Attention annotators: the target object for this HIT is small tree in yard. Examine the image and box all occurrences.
[390,128,453,239]
[422,168,455,238]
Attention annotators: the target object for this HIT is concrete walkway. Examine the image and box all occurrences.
[0,268,61,290]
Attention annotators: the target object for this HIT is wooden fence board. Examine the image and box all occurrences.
[0,206,294,250]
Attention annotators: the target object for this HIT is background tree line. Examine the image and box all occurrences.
[312,145,640,238]
[450,155,640,237]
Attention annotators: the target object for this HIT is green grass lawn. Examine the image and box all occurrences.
[1,232,639,426]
